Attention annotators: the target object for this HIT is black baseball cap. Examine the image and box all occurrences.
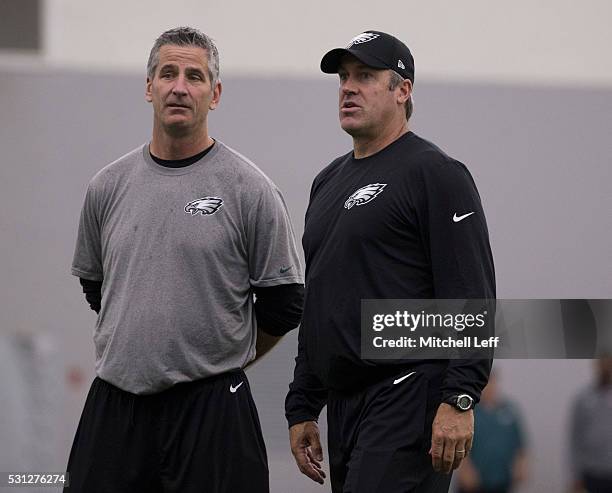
[320,30,414,83]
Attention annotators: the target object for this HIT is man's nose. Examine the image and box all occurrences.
[341,78,357,95]
[172,75,188,96]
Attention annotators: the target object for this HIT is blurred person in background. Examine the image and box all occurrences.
[66,26,304,493]
[569,355,612,493]
[456,371,528,493]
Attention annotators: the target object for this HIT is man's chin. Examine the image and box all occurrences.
[340,120,365,138]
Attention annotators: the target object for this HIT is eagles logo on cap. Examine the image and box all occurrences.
[346,32,380,48]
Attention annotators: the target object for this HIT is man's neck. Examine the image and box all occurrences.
[353,121,409,159]
[149,126,213,160]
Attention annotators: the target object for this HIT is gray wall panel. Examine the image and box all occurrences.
[0,70,610,492]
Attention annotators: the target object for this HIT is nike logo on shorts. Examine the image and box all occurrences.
[229,382,243,393]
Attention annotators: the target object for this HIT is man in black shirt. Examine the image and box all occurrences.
[285,31,496,492]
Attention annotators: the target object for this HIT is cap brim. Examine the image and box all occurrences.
[320,48,389,73]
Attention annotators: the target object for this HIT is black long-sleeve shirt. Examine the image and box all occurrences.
[286,132,496,426]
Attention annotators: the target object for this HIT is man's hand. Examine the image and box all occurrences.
[429,403,474,474]
[289,421,326,484]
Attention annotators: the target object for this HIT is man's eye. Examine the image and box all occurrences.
[360,72,372,80]
[161,72,173,79]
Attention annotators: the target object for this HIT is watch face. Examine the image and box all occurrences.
[457,395,472,410]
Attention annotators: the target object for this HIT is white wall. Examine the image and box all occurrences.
[35,0,612,86]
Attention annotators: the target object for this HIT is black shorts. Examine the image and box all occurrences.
[65,370,268,493]
[327,364,452,493]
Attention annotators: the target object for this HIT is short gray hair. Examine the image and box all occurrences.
[147,27,220,87]
[388,70,413,121]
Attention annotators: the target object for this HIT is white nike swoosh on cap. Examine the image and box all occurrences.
[453,212,475,223]
[393,371,416,385]
[229,382,243,393]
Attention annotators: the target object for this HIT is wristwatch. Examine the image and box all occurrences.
[444,394,475,411]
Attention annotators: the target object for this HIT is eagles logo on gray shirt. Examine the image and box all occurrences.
[184,197,224,215]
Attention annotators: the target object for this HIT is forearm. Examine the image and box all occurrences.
[285,326,328,427]
[247,283,304,368]
[246,328,283,368]
[253,283,304,336]
[79,278,102,313]
[441,358,492,403]
[285,375,328,427]
[512,450,529,484]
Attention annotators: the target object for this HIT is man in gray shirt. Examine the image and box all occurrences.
[66,26,304,493]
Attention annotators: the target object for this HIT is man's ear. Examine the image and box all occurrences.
[145,77,152,103]
[209,80,222,110]
[397,78,412,105]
